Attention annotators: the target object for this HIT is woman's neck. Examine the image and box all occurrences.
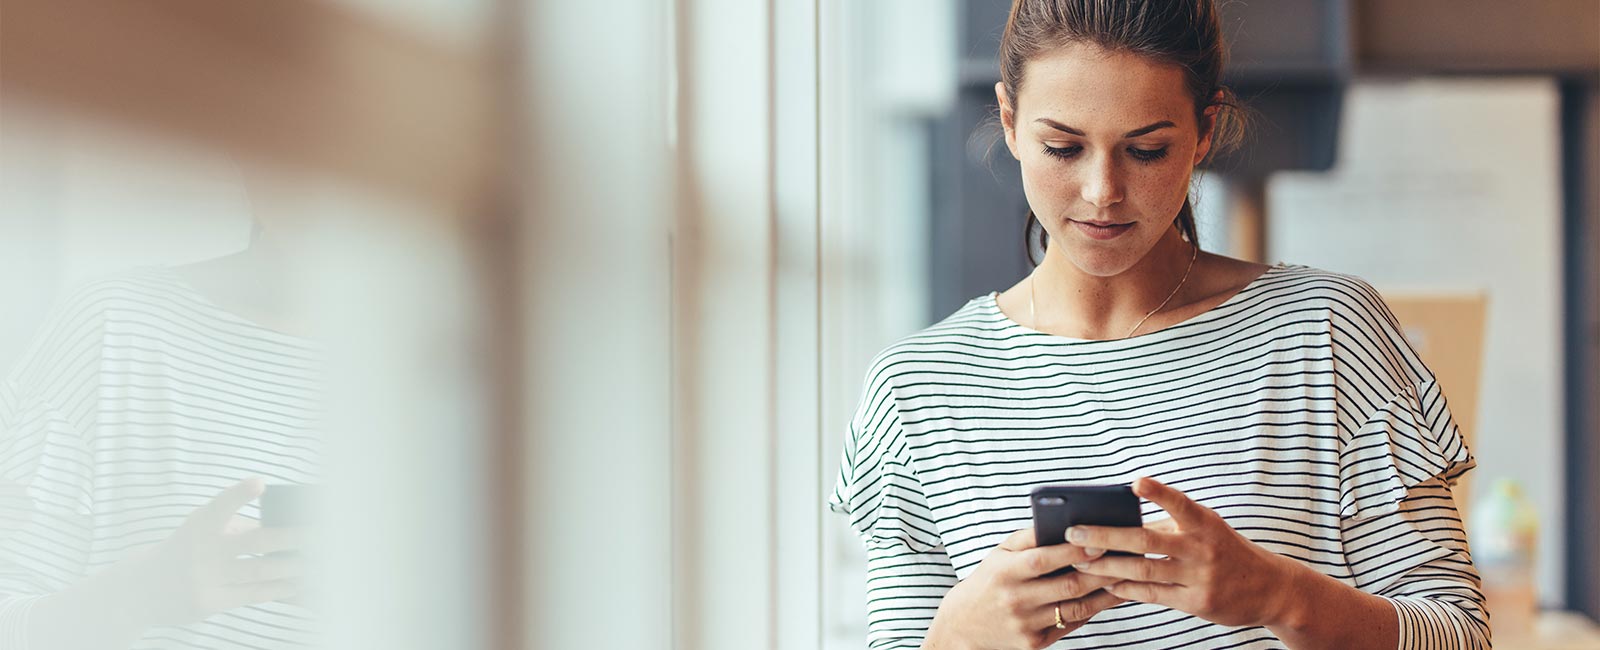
[1029,227,1200,340]
[173,230,309,337]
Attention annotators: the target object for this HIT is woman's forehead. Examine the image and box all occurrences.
[1016,42,1194,132]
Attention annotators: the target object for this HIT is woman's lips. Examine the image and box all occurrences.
[1071,219,1134,240]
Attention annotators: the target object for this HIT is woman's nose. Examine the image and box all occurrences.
[1080,155,1124,208]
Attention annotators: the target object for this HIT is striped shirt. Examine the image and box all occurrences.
[828,263,1488,649]
[0,267,321,649]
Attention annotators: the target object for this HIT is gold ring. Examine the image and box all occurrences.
[1054,603,1067,629]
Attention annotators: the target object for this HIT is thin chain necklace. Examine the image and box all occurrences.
[1029,242,1199,339]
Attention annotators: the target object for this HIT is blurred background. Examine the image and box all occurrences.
[0,1,1595,649]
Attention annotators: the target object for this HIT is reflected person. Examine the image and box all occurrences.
[0,209,321,649]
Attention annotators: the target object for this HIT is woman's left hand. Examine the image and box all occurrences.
[1066,477,1308,629]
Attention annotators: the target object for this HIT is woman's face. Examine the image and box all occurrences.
[999,42,1215,277]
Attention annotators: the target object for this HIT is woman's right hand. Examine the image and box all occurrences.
[31,478,306,650]
[125,477,305,626]
[923,527,1125,650]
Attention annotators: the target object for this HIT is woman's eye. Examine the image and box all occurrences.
[1042,144,1081,160]
[1041,144,1170,162]
[1128,146,1170,162]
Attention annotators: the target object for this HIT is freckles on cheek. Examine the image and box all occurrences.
[1027,159,1081,196]
[1136,163,1193,212]
[1018,164,1065,214]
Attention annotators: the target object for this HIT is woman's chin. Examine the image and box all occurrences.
[1061,248,1139,278]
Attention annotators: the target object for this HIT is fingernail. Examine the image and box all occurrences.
[1086,547,1104,557]
[1066,527,1085,543]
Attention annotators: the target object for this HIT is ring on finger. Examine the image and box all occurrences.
[1054,602,1067,629]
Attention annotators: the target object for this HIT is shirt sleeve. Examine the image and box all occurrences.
[828,351,958,648]
[0,288,108,647]
[1328,275,1488,649]
[1342,478,1490,649]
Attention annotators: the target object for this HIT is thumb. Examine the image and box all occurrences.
[998,527,1037,552]
[188,478,265,533]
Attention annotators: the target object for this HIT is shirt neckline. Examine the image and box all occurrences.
[148,265,317,347]
[984,262,1289,345]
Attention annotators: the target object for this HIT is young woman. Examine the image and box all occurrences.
[827,1,1487,648]
[0,207,319,649]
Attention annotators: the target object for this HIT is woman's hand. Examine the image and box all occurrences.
[924,527,1126,650]
[31,479,306,649]
[1066,477,1307,629]
[126,478,306,625]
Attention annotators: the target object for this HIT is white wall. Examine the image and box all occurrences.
[520,0,675,648]
[523,0,839,645]
[1268,77,1566,605]
[818,0,959,645]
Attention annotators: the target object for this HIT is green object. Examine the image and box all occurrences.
[1470,478,1539,573]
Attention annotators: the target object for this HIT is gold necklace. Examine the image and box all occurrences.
[1029,242,1199,339]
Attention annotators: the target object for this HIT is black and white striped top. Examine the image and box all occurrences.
[0,267,321,649]
[828,263,1488,649]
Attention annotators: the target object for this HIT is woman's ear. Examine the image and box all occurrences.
[995,81,1021,160]
[1192,92,1224,165]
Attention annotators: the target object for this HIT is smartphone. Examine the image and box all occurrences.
[261,483,317,529]
[1030,484,1142,577]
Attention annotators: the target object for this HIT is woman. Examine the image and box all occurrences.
[0,206,319,649]
[827,1,1487,648]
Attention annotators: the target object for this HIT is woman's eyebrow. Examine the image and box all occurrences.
[1034,118,1176,138]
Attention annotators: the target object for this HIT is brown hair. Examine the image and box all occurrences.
[1001,0,1249,265]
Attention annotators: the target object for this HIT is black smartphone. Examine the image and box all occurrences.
[1030,484,1142,577]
